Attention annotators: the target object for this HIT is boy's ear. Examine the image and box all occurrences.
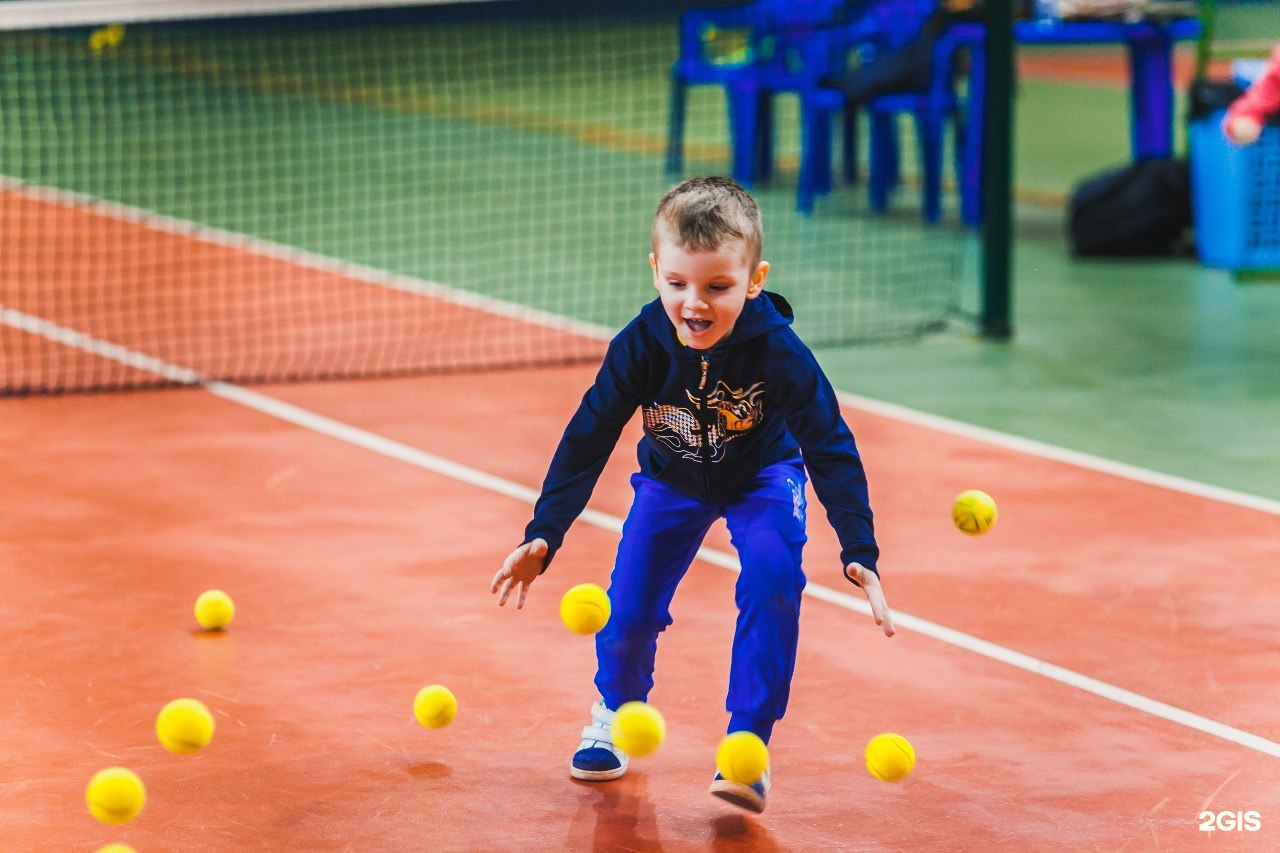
[650,253,661,293]
[747,261,769,298]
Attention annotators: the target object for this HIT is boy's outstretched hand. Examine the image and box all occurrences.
[845,562,895,637]
[490,538,549,609]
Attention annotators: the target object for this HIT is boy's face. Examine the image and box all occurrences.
[650,235,769,351]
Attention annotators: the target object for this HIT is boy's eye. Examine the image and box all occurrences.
[666,280,685,289]
[709,284,730,293]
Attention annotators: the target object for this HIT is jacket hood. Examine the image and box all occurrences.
[640,290,794,354]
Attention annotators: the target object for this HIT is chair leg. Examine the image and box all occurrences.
[726,80,761,187]
[951,105,965,211]
[868,111,897,212]
[961,42,986,227]
[916,109,944,224]
[666,73,686,176]
[815,113,833,197]
[950,104,982,227]
[842,103,860,186]
[756,91,775,184]
[797,94,834,216]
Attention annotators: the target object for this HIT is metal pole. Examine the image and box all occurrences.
[980,0,1014,339]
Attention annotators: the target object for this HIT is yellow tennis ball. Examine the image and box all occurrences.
[85,766,146,825]
[156,697,215,754]
[952,489,997,536]
[194,589,235,630]
[413,684,457,729]
[715,731,769,784]
[88,24,125,52]
[97,845,138,853]
[865,733,915,782]
[559,583,610,635]
[611,701,665,757]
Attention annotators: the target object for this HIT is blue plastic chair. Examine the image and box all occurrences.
[665,0,848,187]
[796,11,984,223]
[864,22,986,224]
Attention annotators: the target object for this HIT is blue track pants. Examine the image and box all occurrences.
[594,459,808,743]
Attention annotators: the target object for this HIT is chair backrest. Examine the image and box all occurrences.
[843,0,941,52]
[749,0,848,29]
[678,0,848,74]
[745,0,857,80]
[817,0,944,86]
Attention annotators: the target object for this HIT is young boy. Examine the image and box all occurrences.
[490,176,894,813]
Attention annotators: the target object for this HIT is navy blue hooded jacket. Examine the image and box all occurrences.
[523,291,878,584]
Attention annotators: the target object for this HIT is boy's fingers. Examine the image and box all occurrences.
[494,541,543,608]
[855,570,895,637]
[865,587,882,622]
[869,588,895,637]
[875,597,896,637]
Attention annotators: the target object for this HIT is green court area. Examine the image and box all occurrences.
[834,2,1280,504]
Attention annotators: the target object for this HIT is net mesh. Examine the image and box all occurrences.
[1,0,969,394]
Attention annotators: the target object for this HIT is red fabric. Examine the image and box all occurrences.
[1224,45,1280,142]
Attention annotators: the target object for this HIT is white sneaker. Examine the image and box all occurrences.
[709,766,771,813]
[569,700,628,781]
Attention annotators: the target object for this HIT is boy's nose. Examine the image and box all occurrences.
[684,292,708,310]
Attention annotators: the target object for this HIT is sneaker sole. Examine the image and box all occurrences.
[708,778,766,813]
[569,763,627,782]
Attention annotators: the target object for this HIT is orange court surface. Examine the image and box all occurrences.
[2,7,1278,849]
[3,359,1279,852]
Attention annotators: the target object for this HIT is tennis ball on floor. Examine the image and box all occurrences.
[194,589,235,630]
[96,845,138,853]
[951,489,997,536]
[85,766,145,825]
[156,697,215,754]
[865,733,915,782]
[559,583,611,635]
[715,731,769,784]
[413,684,457,729]
[611,701,665,757]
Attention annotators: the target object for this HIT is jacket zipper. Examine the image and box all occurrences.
[698,354,711,495]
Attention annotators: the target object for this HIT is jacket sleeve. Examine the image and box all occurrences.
[522,328,645,570]
[773,342,879,581]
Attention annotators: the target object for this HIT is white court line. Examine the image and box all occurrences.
[5,305,1280,760]
[837,392,1280,517]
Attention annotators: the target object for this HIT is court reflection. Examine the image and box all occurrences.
[568,774,661,852]
[710,812,781,852]
[565,773,785,852]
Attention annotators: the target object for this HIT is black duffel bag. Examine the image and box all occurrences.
[1067,157,1193,257]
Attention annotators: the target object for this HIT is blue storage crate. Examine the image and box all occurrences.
[1190,109,1280,271]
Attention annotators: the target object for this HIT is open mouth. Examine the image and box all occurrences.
[685,318,712,333]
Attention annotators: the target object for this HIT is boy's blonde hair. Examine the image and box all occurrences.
[652,176,763,269]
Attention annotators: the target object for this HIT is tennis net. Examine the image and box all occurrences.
[1,0,970,394]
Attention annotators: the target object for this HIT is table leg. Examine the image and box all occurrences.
[1128,35,1175,159]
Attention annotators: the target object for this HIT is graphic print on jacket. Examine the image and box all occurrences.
[642,380,765,462]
